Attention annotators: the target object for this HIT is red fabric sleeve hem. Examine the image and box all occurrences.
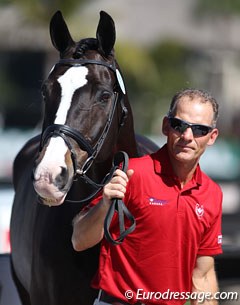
[197,248,223,256]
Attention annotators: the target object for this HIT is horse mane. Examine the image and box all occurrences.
[73,38,114,59]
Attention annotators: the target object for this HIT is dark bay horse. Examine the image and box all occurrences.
[10,11,158,305]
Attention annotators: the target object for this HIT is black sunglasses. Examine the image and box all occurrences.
[168,117,214,137]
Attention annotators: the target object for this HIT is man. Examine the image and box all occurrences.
[72,89,223,305]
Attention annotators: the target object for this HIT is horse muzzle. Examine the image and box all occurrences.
[32,136,77,206]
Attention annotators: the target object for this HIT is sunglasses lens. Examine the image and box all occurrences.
[169,118,187,133]
[169,118,212,137]
[191,126,211,136]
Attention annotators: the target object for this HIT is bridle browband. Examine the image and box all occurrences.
[58,58,117,73]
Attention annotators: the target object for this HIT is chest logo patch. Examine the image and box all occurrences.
[195,203,204,218]
[149,197,168,206]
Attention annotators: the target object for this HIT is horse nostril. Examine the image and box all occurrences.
[55,167,69,190]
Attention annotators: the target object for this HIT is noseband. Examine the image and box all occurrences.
[40,58,128,202]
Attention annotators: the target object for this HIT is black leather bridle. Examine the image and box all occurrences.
[40,58,127,201]
[39,58,136,244]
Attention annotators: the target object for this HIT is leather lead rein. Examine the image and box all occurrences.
[104,151,136,245]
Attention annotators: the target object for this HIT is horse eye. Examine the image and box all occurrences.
[100,91,111,103]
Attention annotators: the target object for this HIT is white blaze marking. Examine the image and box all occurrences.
[34,137,68,180]
[55,66,88,124]
[38,66,88,172]
[41,137,68,167]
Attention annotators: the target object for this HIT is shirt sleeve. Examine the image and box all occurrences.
[198,191,223,256]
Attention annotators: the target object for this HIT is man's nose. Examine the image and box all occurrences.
[181,127,194,140]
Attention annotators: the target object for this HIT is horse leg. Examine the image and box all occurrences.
[10,259,31,305]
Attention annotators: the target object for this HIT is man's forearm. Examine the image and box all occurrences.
[72,199,110,251]
[191,257,219,305]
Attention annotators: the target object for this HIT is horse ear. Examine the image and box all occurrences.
[50,11,75,54]
[96,11,116,57]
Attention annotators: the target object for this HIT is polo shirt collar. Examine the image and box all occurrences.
[152,144,202,186]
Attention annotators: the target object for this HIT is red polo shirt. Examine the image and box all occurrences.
[92,145,223,304]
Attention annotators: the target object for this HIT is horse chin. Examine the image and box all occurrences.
[40,194,67,206]
[34,183,69,206]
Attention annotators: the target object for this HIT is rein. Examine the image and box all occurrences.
[104,151,136,245]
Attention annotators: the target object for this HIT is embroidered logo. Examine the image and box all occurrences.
[149,197,168,206]
[218,235,223,244]
[195,203,204,218]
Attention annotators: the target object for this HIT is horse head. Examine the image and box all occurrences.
[32,11,138,206]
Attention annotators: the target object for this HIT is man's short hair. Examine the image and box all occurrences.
[168,88,219,127]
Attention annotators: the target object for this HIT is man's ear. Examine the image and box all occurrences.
[162,116,170,136]
[207,128,219,146]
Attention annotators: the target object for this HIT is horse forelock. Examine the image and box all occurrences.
[73,38,114,59]
[73,38,98,58]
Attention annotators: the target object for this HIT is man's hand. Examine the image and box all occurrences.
[103,169,134,204]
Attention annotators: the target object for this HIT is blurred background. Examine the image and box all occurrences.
[0,0,239,304]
